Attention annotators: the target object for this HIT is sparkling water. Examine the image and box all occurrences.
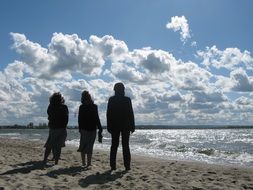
[0,128,252,167]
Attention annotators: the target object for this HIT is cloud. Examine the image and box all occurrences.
[214,75,234,92]
[166,16,191,43]
[230,69,253,92]
[10,33,57,78]
[110,62,148,83]
[185,90,228,115]
[191,91,228,103]
[1,32,253,125]
[197,46,253,71]
[236,96,253,106]
[89,35,129,62]
[131,48,172,73]
[191,41,197,47]
[159,91,183,102]
[3,61,27,79]
[214,68,253,92]
[48,33,105,76]
[10,32,137,79]
[170,61,212,91]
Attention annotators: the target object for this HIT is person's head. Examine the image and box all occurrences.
[114,82,125,96]
[81,90,94,104]
[49,92,65,105]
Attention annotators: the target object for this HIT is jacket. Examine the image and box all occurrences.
[47,104,69,129]
[106,95,135,132]
[78,104,102,131]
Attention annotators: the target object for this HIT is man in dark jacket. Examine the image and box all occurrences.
[107,82,135,171]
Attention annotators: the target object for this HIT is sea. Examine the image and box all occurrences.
[0,128,252,167]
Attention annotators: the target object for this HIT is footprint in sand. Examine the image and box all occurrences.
[140,175,148,181]
[125,175,134,181]
[207,171,216,174]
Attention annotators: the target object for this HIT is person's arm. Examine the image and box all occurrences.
[95,105,103,143]
[128,98,135,133]
[106,98,112,133]
[63,105,69,127]
[78,106,81,132]
[95,105,102,132]
[47,106,51,128]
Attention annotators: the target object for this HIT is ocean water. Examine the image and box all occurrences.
[0,128,252,167]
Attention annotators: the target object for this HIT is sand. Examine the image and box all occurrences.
[0,138,253,190]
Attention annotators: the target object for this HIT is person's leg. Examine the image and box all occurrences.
[87,153,92,166]
[43,147,51,163]
[110,131,120,170]
[122,131,131,170]
[53,147,61,165]
[87,130,96,167]
[81,152,86,166]
[52,148,57,164]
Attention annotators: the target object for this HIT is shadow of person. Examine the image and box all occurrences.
[78,170,127,188]
[45,166,84,178]
[0,161,50,175]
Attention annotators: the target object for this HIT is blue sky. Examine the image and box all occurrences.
[0,0,253,125]
[1,0,252,65]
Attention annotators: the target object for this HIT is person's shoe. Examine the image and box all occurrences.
[111,166,116,171]
[86,163,92,168]
[125,167,131,171]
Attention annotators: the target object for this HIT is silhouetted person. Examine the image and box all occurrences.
[107,83,135,171]
[43,92,68,165]
[77,91,103,167]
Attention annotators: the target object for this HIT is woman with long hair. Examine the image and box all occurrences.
[43,92,69,165]
[78,90,103,167]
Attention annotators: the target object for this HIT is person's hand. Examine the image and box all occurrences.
[99,128,103,134]
[98,131,103,143]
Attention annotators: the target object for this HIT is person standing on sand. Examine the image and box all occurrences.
[77,91,103,167]
[107,82,135,171]
[43,92,69,165]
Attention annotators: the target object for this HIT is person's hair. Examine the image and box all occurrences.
[49,92,65,105]
[114,82,125,96]
[81,90,94,104]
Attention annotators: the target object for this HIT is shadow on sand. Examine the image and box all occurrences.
[0,161,50,175]
[78,170,127,188]
[45,166,85,178]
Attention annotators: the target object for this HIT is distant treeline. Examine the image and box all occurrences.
[0,125,252,129]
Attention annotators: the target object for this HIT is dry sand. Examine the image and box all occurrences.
[0,138,253,190]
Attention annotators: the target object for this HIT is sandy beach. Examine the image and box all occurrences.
[0,138,252,190]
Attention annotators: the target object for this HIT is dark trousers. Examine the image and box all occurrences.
[110,130,131,169]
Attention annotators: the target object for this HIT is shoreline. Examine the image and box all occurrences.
[36,137,253,170]
[1,128,252,169]
[0,138,253,189]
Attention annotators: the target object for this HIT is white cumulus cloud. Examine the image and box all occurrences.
[131,48,173,73]
[1,32,253,125]
[230,69,253,92]
[166,16,191,43]
[197,46,253,71]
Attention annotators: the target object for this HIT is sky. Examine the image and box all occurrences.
[0,0,253,126]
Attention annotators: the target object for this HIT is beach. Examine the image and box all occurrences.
[0,138,253,190]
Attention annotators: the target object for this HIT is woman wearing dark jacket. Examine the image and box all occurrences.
[78,91,103,167]
[43,92,68,165]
